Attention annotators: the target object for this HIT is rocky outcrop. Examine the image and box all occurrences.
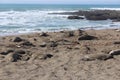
[68,16,84,19]
[84,10,120,20]
[85,13,108,20]
[112,18,120,22]
[53,10,120,20]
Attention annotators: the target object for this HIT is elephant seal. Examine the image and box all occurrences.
[81,53,113,61]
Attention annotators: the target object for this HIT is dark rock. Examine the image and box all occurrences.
[77,29,87,36]
[49,41,58,47]
[22,55,30,61]
[84,10,120,20]
[67,47,72,49]
[64,31,74,37]
[14,50,26,54]
[0,52,8,55]
[64,67,67,71]
[0,56,5,60]
[66,31,74,37]
[0,49,14,55]
[68,16,84,19]
[7,50,14,53]
[21,41,35,47]
[112,19,120,22]
[56,10,120,20]
[43,54,53,60]
[86,15,108,20]
[113,41,120,44]
[12,50,30,62]
[60,31,64,33]
[57,39,72,45]
[78,34,97,40]
[40,42,47,47]
[34,38,37,41]
[40,32,49,37]
[12,53,22,62]
[85,12,108,20]
[68,31,74,37]
[13,37,23,42]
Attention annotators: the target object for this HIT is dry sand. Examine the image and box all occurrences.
[0,29,120,80]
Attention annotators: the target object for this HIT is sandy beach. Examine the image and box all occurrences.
[0,29,120,80]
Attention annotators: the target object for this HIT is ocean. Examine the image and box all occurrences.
[0,4,120,35]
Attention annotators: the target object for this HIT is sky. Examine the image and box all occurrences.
[0,0,120,4]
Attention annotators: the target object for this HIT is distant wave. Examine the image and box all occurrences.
[90,8,120,11]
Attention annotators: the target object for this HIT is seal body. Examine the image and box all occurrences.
[82,53,113,61]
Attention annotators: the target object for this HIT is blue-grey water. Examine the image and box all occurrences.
[0,4,120,35]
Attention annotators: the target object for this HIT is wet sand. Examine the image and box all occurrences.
[0,29,120,80]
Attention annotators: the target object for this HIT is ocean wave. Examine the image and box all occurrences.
[0,10,69,26]
[0,9,120,35]
[90,8,120,11]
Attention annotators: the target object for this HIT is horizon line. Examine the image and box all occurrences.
[0,3,120,5]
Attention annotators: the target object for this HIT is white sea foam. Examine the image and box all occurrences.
[0,10,120,36]
[0,10,70,35]
[91,8,120,11]
[0,10,69,27]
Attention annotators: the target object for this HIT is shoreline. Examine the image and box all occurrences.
[0,27,120,37]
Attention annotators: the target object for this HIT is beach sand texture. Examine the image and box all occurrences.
[0,29,120,80]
